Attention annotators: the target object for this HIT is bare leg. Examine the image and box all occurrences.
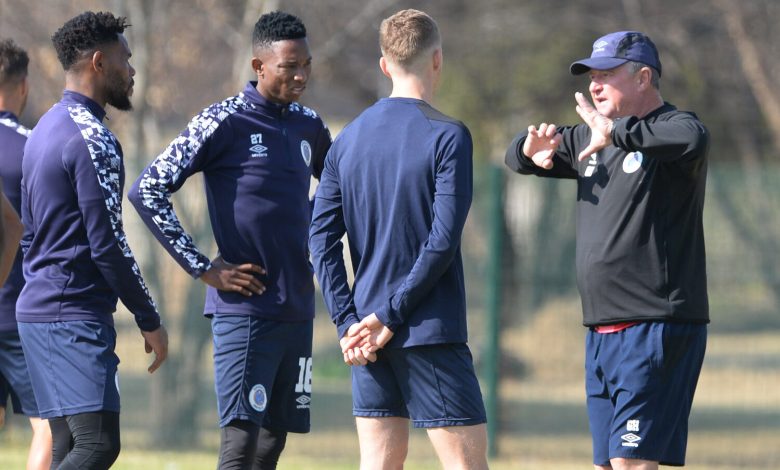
[355,416,409,470]
[610,458,659,470]
[27,417,52,470]
[426,423,488,470]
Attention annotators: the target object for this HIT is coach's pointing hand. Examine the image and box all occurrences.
[201,255,266,297]
[574,91,614,161]
[141,324,169,373]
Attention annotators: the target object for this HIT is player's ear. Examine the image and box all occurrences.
[379,56,391,79]
[251,57,263,79]
[91,50,104,73]
[19,76,29,100]
[432,47,442,72]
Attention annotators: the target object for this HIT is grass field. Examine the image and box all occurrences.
[1,305,778,469]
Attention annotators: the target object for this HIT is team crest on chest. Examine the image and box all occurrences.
[249,133,268,158]
[622,151,643,174]
[300,140,312,166]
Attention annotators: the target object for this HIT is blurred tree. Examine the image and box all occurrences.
[2,0,779,452]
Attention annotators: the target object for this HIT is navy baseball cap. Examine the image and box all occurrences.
[570,31,662,76]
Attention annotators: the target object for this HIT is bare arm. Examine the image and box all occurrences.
[0,193,21,287]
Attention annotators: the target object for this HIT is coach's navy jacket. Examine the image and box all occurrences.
[17,91,160,331]
[0,111,29,332]
[130,82,330,322]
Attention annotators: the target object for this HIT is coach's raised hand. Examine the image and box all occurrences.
[522,122,563,170]
[200,255,266,297]
[574,91,614,161]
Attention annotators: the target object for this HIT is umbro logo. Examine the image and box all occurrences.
[296,394,311,409]
[621,432,641,447]
[250,144,268,157]
[249,133,268,158]
[593,40,609,53]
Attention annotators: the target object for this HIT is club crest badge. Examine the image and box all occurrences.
[301,140,312,166]
[622,151,643,174]
[248,384,267,412]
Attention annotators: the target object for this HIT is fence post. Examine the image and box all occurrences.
[484,163,504,458]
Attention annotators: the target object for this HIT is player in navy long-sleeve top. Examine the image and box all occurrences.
[0,38,52,470]
[17,13,167,469]
[129,12,329,469]
[309,10,487,469]
[0,192,21,287]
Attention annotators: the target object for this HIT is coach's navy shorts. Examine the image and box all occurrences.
[18,321,120,419]
[351,343,486,428]
[211,315,312,433]
[586,322,707,466]
[0,329,39,416]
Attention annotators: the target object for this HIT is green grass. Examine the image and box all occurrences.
[2,309,778,469]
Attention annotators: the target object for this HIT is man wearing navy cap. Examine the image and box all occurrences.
[506,31,709,469]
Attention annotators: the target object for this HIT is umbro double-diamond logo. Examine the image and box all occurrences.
[621,432,641,447]
[250,133,268,158]
[296,394,311,409]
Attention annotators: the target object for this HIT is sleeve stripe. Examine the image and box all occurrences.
[135,94,252,275]
[67,104,157,310]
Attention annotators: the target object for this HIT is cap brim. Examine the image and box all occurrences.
[570,57,629,75]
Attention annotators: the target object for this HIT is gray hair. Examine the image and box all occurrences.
[628,60,660,90]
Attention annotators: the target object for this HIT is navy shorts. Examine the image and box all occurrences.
[211,315,312,433]
[0,329,39,416]
[351,343,486,428]
[0,374,8,408]
[18,321,120,419]
[585,322,707,466]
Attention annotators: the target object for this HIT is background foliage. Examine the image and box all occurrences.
[0,0,778,468]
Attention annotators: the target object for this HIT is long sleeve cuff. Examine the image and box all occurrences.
[336,314,360,340]
[135,313,161,332]
[375,304,401,333]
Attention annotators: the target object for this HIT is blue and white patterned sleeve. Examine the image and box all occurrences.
[67,105,160,331]
[0,117,31,137]
[129,94,251,278]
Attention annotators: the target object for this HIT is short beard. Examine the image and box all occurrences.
[105,71,133,111]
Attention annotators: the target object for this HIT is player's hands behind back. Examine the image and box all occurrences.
[340,322,377,366]
[340,313,394,366]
